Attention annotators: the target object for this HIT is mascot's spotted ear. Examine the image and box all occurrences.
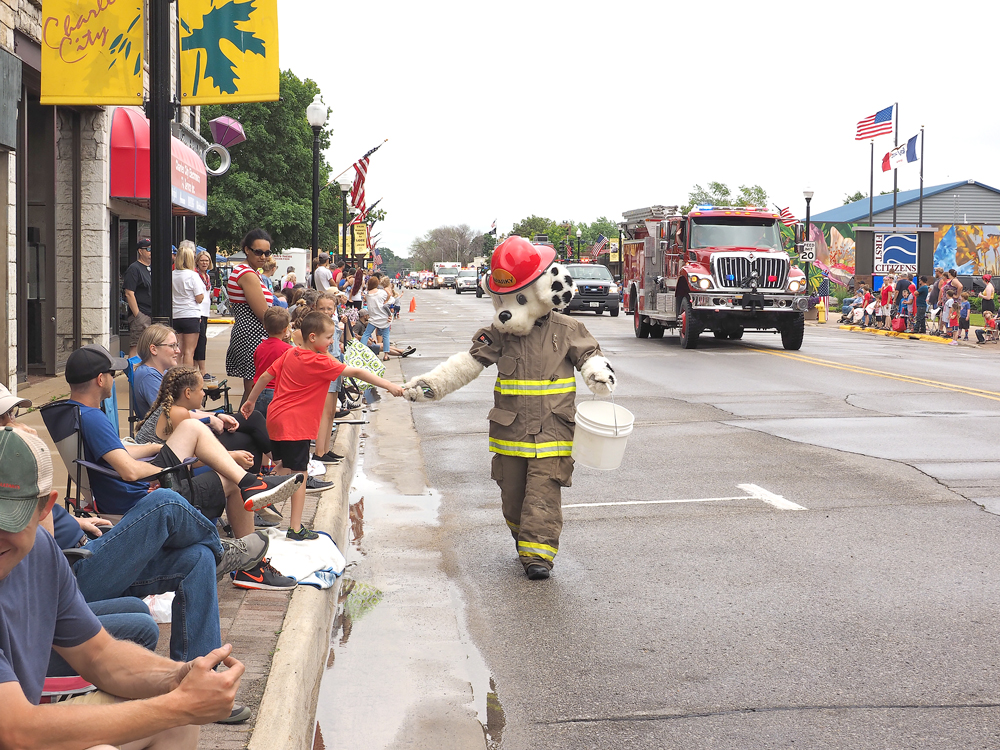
[402,235,617,581]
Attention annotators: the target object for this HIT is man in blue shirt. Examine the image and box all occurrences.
[66,344,302,539]
[0,426,241,746]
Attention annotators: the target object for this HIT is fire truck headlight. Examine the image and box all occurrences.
[697,277,712,290]
[788,279,804,293]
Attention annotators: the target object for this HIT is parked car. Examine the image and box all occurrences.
[564,263,620,316]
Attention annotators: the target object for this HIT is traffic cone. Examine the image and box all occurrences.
[409,297,416,313]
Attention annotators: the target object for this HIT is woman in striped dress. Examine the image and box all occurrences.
[226,228,275,405]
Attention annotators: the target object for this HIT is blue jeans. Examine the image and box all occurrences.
[73,490,223,662]
[47,598,159,676]
[361,322,390,355]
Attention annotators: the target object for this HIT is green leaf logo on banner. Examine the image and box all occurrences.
[181,0,265,96]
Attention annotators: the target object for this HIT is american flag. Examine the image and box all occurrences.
[818,277,830,297]
[589,234,608,259]
[373,250,382,266]
[348,142,385,216]
[855,105,894,140]
[778,207,797,226]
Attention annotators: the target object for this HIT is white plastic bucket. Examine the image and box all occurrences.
[572,400,634,470]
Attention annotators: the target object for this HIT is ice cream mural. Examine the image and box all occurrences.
[933,225,1000,275]
[781,222,857,287]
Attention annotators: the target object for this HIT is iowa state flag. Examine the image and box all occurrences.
[882,134,920,171]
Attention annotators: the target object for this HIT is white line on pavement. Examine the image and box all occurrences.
[563,485,806,511]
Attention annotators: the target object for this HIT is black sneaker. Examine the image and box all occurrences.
[232,558,296,590]
[287,525,320,541]
[241,473,303,512]
[305,476,334,492]
[313,451,343,464]
[254,512,279,529]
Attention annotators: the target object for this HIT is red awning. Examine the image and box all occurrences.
[109,108,208,217]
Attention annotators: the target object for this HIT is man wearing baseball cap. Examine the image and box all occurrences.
[0,383,31,433]
[124,238,153,358]
[0,426,240,746]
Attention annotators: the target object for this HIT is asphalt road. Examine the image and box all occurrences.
[389,288,1000,750]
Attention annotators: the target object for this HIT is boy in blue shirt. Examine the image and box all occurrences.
[960,292,972,341]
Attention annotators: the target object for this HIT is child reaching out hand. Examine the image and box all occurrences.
[241,311,404,540]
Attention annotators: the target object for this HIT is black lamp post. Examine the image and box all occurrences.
[576,228,582,262]
[306,94,328,288]
[803,187,814,287]
[338,178,352,265]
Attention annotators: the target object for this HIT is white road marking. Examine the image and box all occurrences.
[206,326,227,339]
[563,484,806,511]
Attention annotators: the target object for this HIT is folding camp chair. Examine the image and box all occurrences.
[123,355,143,438]
[203,379,233,414]
[39,400,196,517]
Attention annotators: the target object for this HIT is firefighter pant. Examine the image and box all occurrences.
[491,454,574,571]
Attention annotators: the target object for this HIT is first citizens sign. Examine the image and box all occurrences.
[874,233,918,274]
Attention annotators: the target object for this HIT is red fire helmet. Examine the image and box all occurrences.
[487,237,557,294]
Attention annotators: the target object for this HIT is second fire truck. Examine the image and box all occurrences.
[621,205,809,350]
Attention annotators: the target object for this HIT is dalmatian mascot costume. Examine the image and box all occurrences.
[404,236,616,580]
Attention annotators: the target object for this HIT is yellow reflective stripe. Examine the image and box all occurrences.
[518,541,558,561]
[490,438,573,457]
[490,438,573,449]
[506,520,520,530]
[497,378,575,386]
[494,385,577,395]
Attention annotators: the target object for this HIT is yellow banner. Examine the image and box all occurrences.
[40,1,145,105]
[352,224,369,258]
[179,0,279,104]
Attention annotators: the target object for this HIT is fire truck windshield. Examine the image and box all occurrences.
[689,218,782,250]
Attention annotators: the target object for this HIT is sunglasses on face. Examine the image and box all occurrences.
[249,248,273,257]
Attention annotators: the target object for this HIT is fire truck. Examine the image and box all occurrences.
[621,205,809,349]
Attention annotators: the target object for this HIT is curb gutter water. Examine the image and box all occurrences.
[247,422,360,750]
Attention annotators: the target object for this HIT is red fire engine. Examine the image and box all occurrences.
[621,205,808,349]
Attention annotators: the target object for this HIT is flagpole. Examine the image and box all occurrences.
[869,140,874,226]
[328,139,388,185]
[918,126,925,227]
[892,102,898,227]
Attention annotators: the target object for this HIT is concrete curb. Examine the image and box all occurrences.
[837,324,980,347]
[247,421,360,750]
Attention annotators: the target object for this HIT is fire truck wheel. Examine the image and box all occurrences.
[633,304,650,339]
[649,324,664,339]
[780,314,805,350]
[713,330,727,339]
[729,328,744,340]
[678,297,700,349]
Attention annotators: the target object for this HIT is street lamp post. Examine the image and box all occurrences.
[306,94,328,288]
[576,228,582,262]
[803,187,814,290]
[452,239,460,264]
[338,177,352,266]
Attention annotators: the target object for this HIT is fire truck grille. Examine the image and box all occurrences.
[711,256,788,290]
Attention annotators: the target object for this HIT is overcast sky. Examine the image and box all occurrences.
[279,0,999,258]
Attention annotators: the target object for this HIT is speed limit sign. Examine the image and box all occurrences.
[799,241,816,262]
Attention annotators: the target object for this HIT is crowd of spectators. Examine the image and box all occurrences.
[0,229,412,744]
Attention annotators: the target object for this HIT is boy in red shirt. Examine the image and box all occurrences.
[253,307,292,419]
[242,311,403,540]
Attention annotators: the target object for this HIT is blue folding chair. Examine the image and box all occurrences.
[39,400,196,516]
[122,355,142,438]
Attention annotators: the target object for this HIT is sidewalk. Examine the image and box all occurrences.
[16,325,358,750]
[837,323,981,347]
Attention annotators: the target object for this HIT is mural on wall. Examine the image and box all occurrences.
[933,225,1000,275]
[781,222,857,287]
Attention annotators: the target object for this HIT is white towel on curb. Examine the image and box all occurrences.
[261,527,346,588]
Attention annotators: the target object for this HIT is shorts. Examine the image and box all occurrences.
[270,439,311,471]
[173,317,200,334]
[254,386,274,419]
[128,311,152,348]
[151,444,226,518]
[960,319,970,330]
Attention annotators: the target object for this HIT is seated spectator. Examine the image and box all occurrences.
[65,344,301,540]
[137,366,272,476]
[976,310,997,343]
[0,383,32,432]
[0,427,243,745]
[133,323,180,417]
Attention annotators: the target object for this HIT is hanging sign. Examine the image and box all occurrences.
[179,0,279,104]
[352,224,370,258]
[40,1,145,105]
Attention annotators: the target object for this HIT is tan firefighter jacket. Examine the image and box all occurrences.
[469,312,603,458]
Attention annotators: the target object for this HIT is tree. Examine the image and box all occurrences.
[681,182,770,214]
[843,190,867,205]
[197,69,344,254]
[510,215,555,240]
[407,224,487,270]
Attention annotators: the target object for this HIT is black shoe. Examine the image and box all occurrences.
[254,512,279,529]
[525,564,550,580]
[335,409,353,418]
[216,704,251,724]
[313,451,343,464]
[306,476,334,492]
[241,473,304,512]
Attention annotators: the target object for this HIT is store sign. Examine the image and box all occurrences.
[874,233,918,273]
[41,0,145,105]
[171,142,207,215]
[179,0,279,104]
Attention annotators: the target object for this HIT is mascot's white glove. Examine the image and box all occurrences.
[404,352,485,402]
[580,355,616,397]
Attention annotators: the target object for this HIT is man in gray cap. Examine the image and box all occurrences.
[0,426,241,746]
